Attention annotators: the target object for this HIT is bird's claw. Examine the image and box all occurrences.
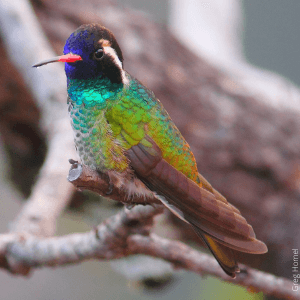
[106,182,114,195]
[125,203,136,210]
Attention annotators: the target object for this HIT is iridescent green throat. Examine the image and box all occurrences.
[67,77,123,109]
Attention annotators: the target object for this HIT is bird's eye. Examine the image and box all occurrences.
[93,48,104,60]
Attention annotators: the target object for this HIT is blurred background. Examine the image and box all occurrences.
[1,0,299,299]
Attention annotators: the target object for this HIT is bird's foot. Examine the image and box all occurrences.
[124,203,136,210]
[106,182,114,195]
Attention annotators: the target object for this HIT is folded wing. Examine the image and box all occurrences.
[126,135,268,255]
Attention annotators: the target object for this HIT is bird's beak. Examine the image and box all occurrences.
[32,53,82,68]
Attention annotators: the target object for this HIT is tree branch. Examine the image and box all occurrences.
[2,205,298,299]
[129,235,297,300]
[68,160,160,205]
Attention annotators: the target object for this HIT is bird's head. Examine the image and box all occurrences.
[33,24,124,84]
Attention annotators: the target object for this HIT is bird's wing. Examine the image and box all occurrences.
[126,135,268,255]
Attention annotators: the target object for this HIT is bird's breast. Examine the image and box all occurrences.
[68,100,129,172]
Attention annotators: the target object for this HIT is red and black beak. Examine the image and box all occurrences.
[33,53,82,68]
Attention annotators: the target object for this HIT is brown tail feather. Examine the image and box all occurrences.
[193,227,240,278]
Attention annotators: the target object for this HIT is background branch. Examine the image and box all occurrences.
[0,0,76,238]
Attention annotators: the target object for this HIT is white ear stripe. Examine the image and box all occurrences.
[103,46,122,68]
[103,46,129,85]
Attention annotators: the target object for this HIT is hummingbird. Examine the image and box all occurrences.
[33,24,267,278]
